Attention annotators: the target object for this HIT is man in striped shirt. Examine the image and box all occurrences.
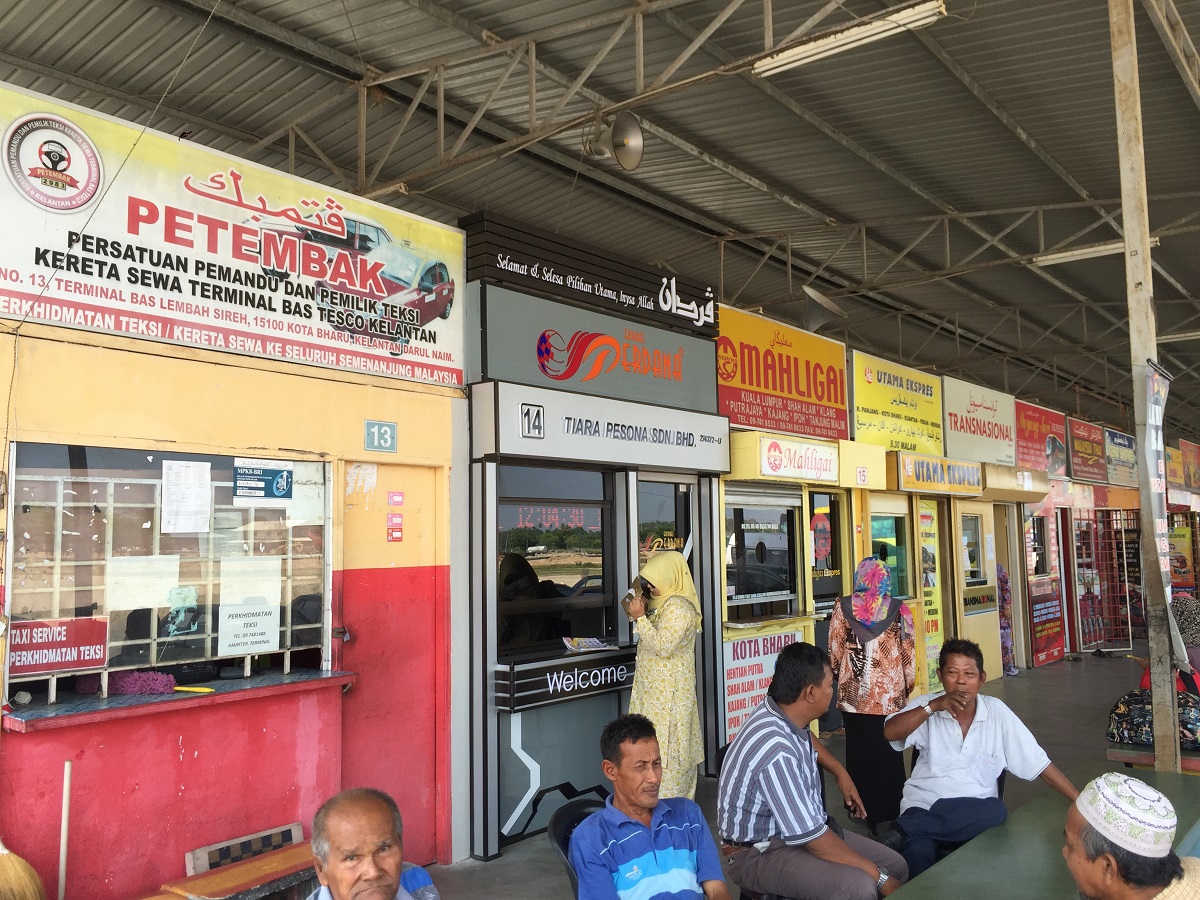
[569,714,732,900]
[717,642,907,899]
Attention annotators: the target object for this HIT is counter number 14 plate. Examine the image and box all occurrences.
[520,403,544,439]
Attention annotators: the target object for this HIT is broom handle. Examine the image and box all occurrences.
[59,759,71,900]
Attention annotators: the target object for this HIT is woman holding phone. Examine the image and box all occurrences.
[623,550,704,800]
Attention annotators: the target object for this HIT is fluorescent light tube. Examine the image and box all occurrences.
[1031,237,1160,267]
[753,0,947,76]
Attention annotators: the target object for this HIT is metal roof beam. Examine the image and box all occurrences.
[1140,0,1200,114]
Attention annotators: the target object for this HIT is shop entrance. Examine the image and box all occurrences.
[957,499,1002,677]
[341,462,445,863]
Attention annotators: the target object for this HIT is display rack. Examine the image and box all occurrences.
[1089,508,1137,651]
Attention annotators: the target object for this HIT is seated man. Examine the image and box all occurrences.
[569,713,731,900]
[717,642,907,899]
[881,637,1078,877]
[1063,772,1200,899]
[309,787,440,900]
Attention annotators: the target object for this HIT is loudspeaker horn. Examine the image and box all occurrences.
[584,111,644,171]
[799,284,848,332]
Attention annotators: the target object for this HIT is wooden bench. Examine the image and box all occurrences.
[1106,745,1200,774]
[160,843,317,900]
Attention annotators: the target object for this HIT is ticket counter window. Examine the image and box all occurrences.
[962,514,987,585]
[870,513,912,599]
[637,481,692,570]
[810,492,846,615]
[726,506,797,609]
[496,465,611,655]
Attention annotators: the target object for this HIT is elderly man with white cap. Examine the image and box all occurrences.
[1062,772,1200,899]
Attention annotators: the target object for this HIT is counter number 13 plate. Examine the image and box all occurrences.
[520,403,544,439]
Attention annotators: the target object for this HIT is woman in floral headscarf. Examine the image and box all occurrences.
[828,556,915,833]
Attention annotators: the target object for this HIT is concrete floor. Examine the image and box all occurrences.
[426,646,1146,899]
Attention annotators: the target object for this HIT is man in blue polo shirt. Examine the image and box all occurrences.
[570,714,731,900]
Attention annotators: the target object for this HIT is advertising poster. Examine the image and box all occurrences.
[919,500,944,692]
[716,306,849,440]
[1014,401,1068,475]
[941,376,1016,466]
[1182,439,1200,491]
[8,617,108,675]
[851,350,943,455]
[1067,418,1107,482]
[0,82,465,386]
[1104,428,1138,487]
[1169,526,1194,590]
[1146,367,1172,583]
[723,631,799,741]
[1167,447,1185,489]
[1029,577,1065,666]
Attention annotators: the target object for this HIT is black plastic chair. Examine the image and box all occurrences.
[547,797,606,898]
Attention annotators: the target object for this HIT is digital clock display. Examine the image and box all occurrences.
[515,506,602,531]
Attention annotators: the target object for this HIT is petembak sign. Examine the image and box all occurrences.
[0,81,465,386]
[9,617,109,675]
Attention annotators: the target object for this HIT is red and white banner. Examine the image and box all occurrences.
[9,617,108,675]
[0,82,465,386]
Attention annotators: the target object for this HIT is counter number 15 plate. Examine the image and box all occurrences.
[520,403,544,439]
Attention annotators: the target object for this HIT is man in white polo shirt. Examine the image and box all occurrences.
[880,638,1078,877]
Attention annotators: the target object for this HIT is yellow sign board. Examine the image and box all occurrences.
[851,350,943,455]
[890,453,983,496]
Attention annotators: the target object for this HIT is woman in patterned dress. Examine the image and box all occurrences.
[828,556,915,833]
[624,550,704,800]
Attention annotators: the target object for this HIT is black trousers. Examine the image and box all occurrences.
[842,711,905,830]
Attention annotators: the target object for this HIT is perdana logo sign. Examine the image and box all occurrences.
[4,113,103,212]
[536,325,684,384]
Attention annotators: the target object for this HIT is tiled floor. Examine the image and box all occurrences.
[427,646,1148,898]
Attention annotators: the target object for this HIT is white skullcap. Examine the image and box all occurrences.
[1076,772,1177,858]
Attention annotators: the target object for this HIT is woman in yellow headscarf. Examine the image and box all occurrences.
[624,550,705,800]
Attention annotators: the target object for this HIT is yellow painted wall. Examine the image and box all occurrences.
[0,325,459,569]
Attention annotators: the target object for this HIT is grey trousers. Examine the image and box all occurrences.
[725,832,908,900]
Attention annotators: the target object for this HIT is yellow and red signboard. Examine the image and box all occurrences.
[1182,439,1200,490]
[0,81,465,386]
[851,350,943,455]
[716,306,849,440]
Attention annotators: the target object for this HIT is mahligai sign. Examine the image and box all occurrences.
[0,81,465,386]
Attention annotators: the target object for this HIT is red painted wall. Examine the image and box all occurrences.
[336,563,450,865]
[0,685,343,899]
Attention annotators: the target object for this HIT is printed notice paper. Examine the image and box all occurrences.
[217,556,282,655]
[162,460,211,533]
[106,555,181,612]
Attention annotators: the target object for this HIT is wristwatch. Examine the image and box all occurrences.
[876,868,890,891]
[920,701,933,716]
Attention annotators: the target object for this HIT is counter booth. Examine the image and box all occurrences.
[469,381,729,857]
[719,431,886,744]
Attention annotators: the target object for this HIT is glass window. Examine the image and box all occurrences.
[961,514,986,585]
[9,444,327,693]
[496,466,611,656]
[1027,515,1051,577]
[637,482,691,571]
[809,492,846,615]
[726,506,796,605]
[870,513,912,598]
